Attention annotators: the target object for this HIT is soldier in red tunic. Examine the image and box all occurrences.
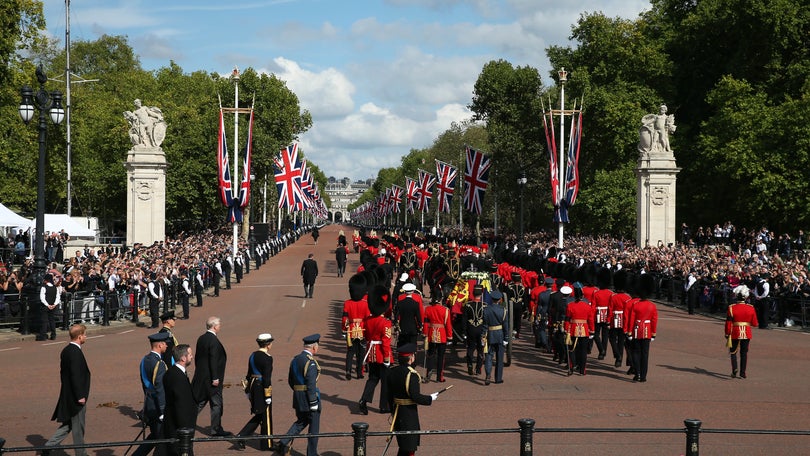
[725,285,759,378]
[423,293,452,383]
[564,283,595,375]
[625,274,658,382]
[359,285,393,415]
[608,270,632,368]
[342,274,370,380]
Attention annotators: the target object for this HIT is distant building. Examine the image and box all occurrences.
[325,178,372,223]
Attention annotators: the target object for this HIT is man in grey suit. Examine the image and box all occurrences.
[43,324,91,456]
[191,316,231,436]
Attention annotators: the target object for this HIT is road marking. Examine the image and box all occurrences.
[43,341,62,346]
[119,329,135,334]
[0,347,20,352]
[87,335,105,339]
[302,300,307,308]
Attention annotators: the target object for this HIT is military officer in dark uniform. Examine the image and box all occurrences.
[482,289,509,385]
[506,272,527,339]
[132,332,169,456]
[399,243,418,279]
[158,311,179,366]
[236,333,275,451]
[276,334,322,456]
[462,285,486,376]
[385,342,437,456]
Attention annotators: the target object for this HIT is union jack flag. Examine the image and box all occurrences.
[390,185,404,214]
[543,110,559,207]
[434,159,457,214]
[216,109,232,209]
[405,177,418,214]
[238,109,254,210]
[274,144,305,210]
[415,169,436,213]
[462,146,492,215]
[564,111,582,207]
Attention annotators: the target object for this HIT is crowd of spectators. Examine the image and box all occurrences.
[0,224,315,330]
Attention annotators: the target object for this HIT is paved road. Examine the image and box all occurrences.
[1,224,809,455]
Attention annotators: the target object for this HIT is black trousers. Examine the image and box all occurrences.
[608,328,625,361]
[465,337,484,373]
[425,342,447,380]
[592,323,609,355]
[39,307,56,339]
[630,338,652,380]
[729,339,751,376]
[568,336,589,374]
[237,404,273,450]
[360,363,389,410]
[345,339,366,377]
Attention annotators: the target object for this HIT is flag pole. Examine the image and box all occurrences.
[232,66,240,257]
[557,68,567,249]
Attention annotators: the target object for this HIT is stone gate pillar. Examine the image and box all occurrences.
[123,100,167,247]
[636,104,680,248]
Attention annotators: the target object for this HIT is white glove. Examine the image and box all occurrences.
[309,403,318,411]
[265,398,272,405]
[651,337,655,341]
[383,361,390,367]
[158,414,164,422]
[430,392,438,401]
[626,335,633,341]
[503,341,508,347]
[588,335,594,339]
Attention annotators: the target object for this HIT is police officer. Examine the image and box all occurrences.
[179,270,191,320]
[132,332,169,456]
[38,273,60,341]
[236,333,274,451]
[146,273,163,329]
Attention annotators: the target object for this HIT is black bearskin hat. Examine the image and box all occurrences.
[368,285,391,316]
[348,273,368,301]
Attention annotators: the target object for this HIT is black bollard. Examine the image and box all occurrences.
[518,418,535,456]
[177,427,194,456]
[684,418,701,456]
[351,422,369,456]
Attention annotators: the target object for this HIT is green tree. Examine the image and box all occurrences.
[469,60,546,233]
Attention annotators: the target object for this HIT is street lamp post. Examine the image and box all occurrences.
[19,65,65,328]
[517,171,527,245]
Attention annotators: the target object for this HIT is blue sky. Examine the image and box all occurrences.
[44,0,650,181]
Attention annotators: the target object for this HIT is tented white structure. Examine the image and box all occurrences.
[0,202,33,228]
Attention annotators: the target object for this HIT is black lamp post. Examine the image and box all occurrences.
[19,65,65,294]
[517,171,527,244]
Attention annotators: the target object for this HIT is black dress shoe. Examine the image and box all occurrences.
[626,368,636,375]
[50,333,57,340]
[740,373,746,379]
[36,336,47,341]
[379,408,391,414]
[615,359,622,367]
[731,369,738,378]
[358,400,368,415]
[212,429,233,437]
[484,377,491,385]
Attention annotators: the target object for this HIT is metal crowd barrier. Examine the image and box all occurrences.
[1,419,809,455]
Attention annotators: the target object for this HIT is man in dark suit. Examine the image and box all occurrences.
[164,344,197,456]
[43,323,91,456]
[300,253,318,298]
[132,332,169,456]
[191,316,231,436]
[276,334,322,456]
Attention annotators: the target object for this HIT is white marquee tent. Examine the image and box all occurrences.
[0,202,32,228]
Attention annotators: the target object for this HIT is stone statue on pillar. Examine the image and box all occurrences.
[124,99,167,247]
[636,104,680,248]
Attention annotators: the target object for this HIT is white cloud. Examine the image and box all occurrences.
[263,57,355,119]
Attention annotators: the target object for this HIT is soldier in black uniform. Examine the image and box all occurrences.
[395,283,423,346]
[506,272,527,339]
[385,342,437,456]
[132,332,169,456]
[236,333,275,451]
[462,285,486,376]
[399,243,418,279]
